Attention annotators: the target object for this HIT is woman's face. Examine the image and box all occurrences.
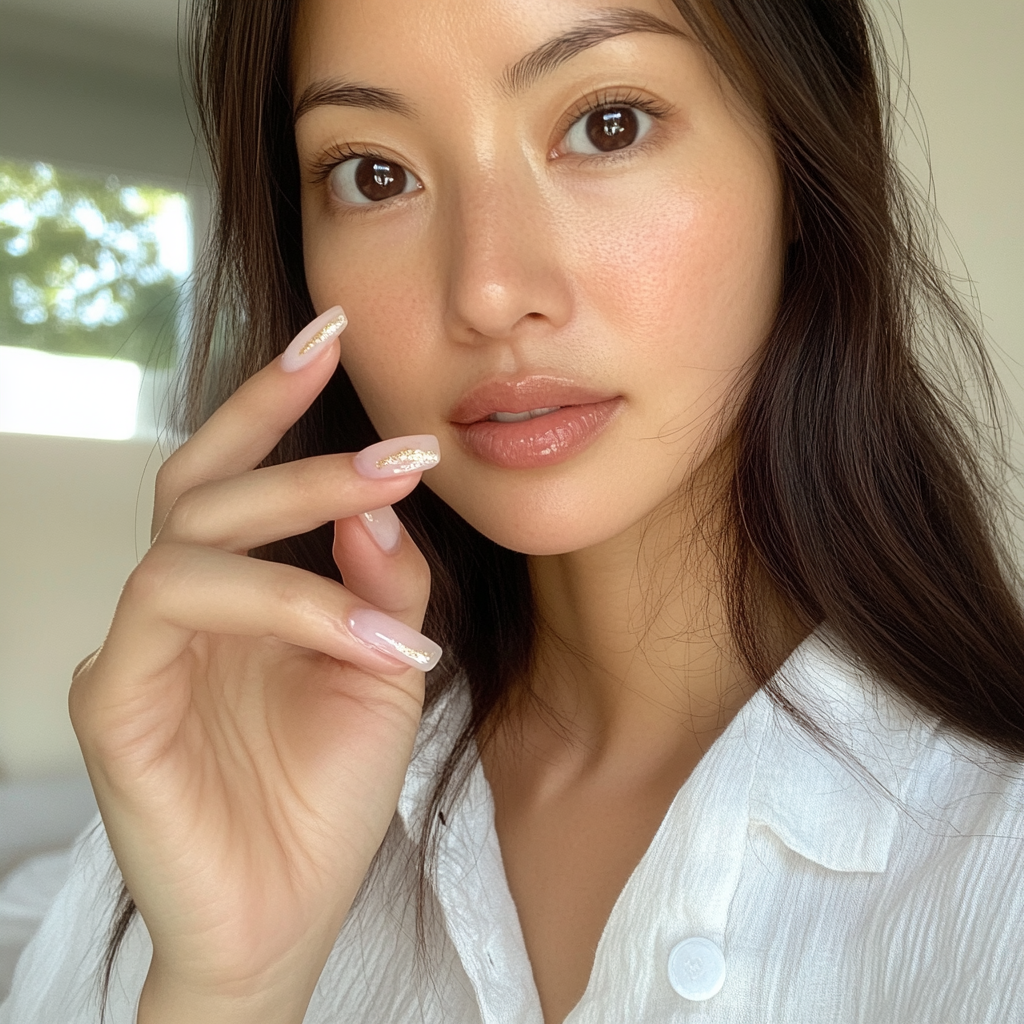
[293,0,785,556]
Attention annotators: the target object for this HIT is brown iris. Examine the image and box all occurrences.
[354,158,408,201]
[585,107,639,152]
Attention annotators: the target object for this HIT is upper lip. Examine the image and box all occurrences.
[449,375,619,425]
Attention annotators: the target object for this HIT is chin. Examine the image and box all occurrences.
[425,476,647,557]
[475,521,608,557]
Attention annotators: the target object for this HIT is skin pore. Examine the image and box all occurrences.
[293,0,789,1020]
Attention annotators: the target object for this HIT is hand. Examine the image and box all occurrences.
[70,308,441,1022]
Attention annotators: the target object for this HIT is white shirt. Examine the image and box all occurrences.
[3,632,1024,1023]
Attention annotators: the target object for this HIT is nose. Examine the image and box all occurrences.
[441,166,573,343]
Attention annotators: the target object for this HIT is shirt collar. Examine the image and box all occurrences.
[396,684,473,840]
[397,630,940,875]
[747,630,939,873]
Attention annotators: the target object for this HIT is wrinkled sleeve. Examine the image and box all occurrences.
[0,815,151,1024]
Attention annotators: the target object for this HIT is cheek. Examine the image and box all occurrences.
[303,210,440,436]
[569,172,784,390]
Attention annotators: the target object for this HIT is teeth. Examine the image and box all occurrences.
[489,406,561,423]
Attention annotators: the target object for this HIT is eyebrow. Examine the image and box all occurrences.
[502,8,687,95]
[293,7,686,122]
[293,83,415,122]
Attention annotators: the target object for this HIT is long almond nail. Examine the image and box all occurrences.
[360,506,402,553]
[281,306,348,372]
[353,435,440,478]
[348,609,442,671]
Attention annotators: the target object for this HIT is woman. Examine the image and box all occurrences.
[4,0,1024,1021]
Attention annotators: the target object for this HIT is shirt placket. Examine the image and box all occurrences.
[431,764,546,1024]
[568,707,769,1023]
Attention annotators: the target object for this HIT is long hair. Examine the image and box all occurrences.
[100,0,1024,1007]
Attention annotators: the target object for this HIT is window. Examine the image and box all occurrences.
[0,159,191,440]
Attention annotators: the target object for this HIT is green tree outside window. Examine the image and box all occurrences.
[0,159,190,369]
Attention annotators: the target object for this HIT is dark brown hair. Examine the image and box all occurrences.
[100,0,1024,1009]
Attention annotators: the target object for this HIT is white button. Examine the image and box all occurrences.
[667,936,726,1001]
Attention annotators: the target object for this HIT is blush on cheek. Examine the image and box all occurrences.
[589,198,699,342]
[578,184,782,378]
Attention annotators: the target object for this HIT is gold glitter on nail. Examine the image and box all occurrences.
[375,448,440,472]
[298,313,348,356]
[378,635,434,666]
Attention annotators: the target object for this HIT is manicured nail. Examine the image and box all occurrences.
[348,609,442,671]
[353,435,440,478]
[360,506,402,553]
[280,306,348,372]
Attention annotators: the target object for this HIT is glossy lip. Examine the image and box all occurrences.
[449,374,625,469]
[448,375,620,424]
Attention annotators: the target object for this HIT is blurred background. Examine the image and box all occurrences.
[0,0,204,988]
[0,0,1021,992]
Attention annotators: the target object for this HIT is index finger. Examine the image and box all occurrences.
[154,306,349,530]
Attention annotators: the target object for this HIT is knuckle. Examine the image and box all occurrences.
[71,649,99,683]
[123,544,182,606]
[67,672,93,730]
[409,552,432,600]
[153,456,186,509]
[68,651,98,721]
[271,567,311,613]
[68,651,108,741]
[157,486,203,543]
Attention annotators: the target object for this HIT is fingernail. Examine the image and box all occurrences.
[353,435,440,478]
[348,609,442,671]
[360,506,402,553]
[281,306,348,372]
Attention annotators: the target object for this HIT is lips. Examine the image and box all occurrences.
[449,376,618,425]
[487,406,561,423]
[449,375,623,469]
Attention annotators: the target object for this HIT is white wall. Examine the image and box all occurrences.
[0,436,160,776]
[0,0,1021,779]
[0,7,197,779]
[877,0,1024,435]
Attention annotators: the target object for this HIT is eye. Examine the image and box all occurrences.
[329,156,421,205]
[562,105,654,156]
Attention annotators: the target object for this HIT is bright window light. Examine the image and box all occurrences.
[0,345,141,440]
[0,159,191,441]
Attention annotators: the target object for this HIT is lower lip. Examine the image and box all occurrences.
[453,399,623,469]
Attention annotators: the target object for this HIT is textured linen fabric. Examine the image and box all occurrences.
[3,631,1024,1023]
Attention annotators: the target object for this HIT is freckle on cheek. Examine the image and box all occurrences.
[585,210,700,339]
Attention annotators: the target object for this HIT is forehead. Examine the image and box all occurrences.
[290,0,692,93]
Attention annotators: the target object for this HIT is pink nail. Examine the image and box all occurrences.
[360,506,402,553]
[353,435,440,478]
[348,609,442,671]
[280,306,348,372]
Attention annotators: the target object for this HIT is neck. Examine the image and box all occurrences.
[532,506,741,743]
[496,477,803,785]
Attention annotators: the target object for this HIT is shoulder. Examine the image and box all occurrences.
[865,732,1024,1016]
[898,722,1024,887]
[732,634,1024,1018]
[746,629,1024,894]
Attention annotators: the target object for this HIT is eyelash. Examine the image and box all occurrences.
[554,88,673,157]
[306,88,674,195]
[308,142,376,187]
